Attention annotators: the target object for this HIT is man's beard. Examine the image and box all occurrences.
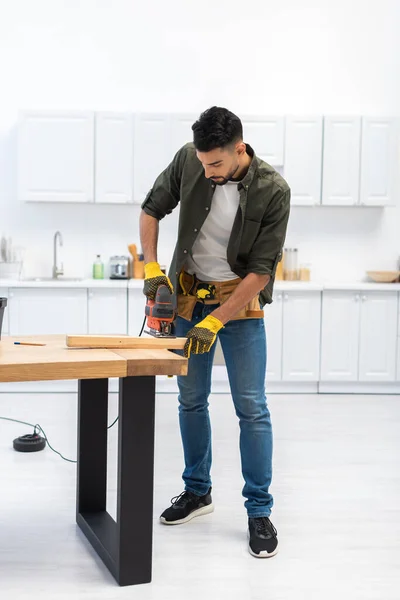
[212,163,240,186]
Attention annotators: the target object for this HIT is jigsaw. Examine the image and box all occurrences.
[145,284,176,338]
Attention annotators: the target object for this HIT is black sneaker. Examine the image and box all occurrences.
[160,488,214,525]
[248,517,278,558]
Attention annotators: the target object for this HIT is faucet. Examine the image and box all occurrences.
[52,231,64,278]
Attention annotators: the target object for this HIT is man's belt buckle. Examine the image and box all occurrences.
[196,283,216,301]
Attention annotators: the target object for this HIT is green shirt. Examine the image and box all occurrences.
[141,143,291,306]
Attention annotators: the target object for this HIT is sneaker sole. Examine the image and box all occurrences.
[247,532,279,558]
[160,503,214,525]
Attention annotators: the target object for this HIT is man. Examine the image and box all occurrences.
[140,107,290,558]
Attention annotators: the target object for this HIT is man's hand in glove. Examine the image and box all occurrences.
[184,315,224,358]
[143,262,174,300]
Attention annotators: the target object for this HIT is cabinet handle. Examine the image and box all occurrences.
[88,292,94,298]
[355,294,360,301]
[361,295,367,301]
[277,294,282,301]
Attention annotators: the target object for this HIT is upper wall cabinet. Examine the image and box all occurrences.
[18,111,94,203]
[322,116,361,206]
[133,114,171,205]
[242,116,285,166]
[95,112,134,204]
[283,116,323,206]
[359,117,399,206]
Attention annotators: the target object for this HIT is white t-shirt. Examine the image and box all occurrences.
[185,181,240,281]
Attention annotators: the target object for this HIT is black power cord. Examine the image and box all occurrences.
[0,316,147,463]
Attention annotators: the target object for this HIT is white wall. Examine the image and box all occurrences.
[0,0,399,281]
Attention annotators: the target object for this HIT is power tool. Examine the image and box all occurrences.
[145,284,176,338]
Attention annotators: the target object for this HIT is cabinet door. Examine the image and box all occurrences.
[8,288,87,335]
[358,292,397,381]
[18,110,94,203]
[322,116,361,206]
[320,291,360,381]
[170,114,197,155]
[88,288,127,334]
[359,117,399,206]
[282,291,321,381]
[284,116,322,206]
[264,292,283,381]
[0,288,9,335]
[95,112,134,204]
[133,114,171,204]
[242,116,284,165]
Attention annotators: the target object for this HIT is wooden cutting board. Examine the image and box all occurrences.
[66,334,186,350]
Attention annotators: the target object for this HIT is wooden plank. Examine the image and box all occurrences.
[66,334,186,350]
[113,348,187,377]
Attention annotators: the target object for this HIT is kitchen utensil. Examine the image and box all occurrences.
[128,243,139,262]
[366,271,400,283]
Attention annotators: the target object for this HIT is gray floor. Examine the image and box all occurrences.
[0,390,399,600]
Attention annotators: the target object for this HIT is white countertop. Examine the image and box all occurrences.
[0,278,400,292]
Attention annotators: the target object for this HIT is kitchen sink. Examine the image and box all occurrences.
[22,277,84,282]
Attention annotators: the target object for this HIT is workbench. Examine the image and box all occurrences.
[0,334,187,586]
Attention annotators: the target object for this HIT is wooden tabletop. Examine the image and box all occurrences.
[0,335,188,382]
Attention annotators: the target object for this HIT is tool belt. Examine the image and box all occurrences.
[177,270,264,322]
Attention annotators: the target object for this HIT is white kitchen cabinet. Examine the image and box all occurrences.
[170,114,198,155]
[95,112,134,204]
[282,291,321,381]
[283,116,323,206]
[242,116,285,165]
[18,110,94,203]
[8,288,87,335]
[0,288,9,335]
[358,292,398,381]
[133,114,171,204]
[88,288,128,334]
[320,291,360,381]
[359,117,399,206]
[128,287,146,337]
[322,117,361,206]
[264,292,283,381]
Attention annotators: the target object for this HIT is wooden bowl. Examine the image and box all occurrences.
[366,271,400,283]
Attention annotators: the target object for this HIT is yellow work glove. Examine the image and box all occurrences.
[184,315,224,358]
[143,262,174,300]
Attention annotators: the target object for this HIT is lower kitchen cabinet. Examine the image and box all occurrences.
[282,291,321,381]
[88,287,127,334]
[320,291,360,381]
[128,287,146,336]
[358,292,398,381]
[8,287,87,335]
[321,291,398,382]
[265,291,321,382]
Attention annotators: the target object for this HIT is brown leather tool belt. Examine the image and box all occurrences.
[177,270,264,322]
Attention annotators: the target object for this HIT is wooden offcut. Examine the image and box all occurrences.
[66,334,186,350]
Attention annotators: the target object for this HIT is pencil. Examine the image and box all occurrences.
[14,342,46,347]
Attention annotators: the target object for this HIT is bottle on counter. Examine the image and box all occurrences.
[93,254,104,279]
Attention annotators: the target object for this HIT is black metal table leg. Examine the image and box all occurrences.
[76,376,156,587]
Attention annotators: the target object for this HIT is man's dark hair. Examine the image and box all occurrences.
[192,106,243,152]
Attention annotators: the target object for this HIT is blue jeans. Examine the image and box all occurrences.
[175,302,273,518]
